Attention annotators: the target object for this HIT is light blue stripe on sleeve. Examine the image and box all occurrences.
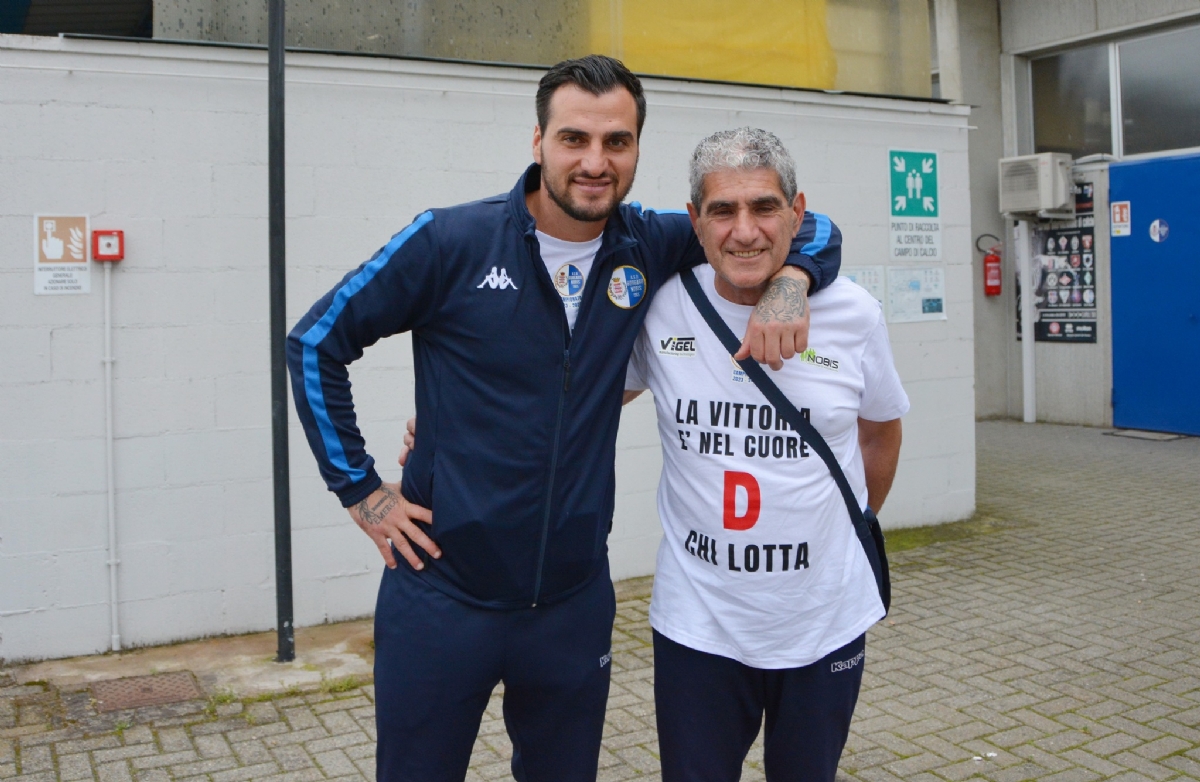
[299,211,435,483]
[629,201,688,216]
[800,212,832,256]
[301,346,360,481]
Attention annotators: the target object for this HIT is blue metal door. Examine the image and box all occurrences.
[1110,153,1200,435]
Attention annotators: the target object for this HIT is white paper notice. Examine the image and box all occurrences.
[1110,200,1131,237]
[887,266,946,323]
[843,265,885,304]
[35,215,90,295]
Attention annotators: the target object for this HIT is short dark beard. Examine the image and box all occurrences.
[543,169,637,223]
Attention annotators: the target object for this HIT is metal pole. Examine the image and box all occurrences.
[1016,219,1037,423]
[269,0,294,663]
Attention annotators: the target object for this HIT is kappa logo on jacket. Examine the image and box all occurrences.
[477,267,518,290]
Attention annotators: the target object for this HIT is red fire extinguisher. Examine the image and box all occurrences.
[977,234,1002,297]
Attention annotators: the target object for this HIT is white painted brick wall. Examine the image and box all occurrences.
[0,34,973,662]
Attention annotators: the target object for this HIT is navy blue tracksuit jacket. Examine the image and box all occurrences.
[287,164,842,610]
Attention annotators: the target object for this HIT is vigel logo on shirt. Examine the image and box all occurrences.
[658,336,697,357]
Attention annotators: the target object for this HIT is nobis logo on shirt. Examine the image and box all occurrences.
[659,336,697,357]
[799,348,839,371]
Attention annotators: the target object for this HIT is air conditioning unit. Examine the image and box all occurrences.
[998,153,1074,216]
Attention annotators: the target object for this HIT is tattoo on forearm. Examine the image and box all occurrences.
[356,486,399,526]
[754,277,809,323]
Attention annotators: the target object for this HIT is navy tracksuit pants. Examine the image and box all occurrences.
[373,561,616,781]
[654,629,867,782]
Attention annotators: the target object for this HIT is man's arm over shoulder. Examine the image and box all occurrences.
[790,211,842,294]
[735,211,842,368]
[633,206,841,293]
[286,212,442,508]
[632,205,843,368]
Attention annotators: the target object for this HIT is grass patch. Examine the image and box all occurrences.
[203,688,237,719]
[247,681,304,700]
[210,689,236,705]
[883,512,1015,554]
[320,675,363,694]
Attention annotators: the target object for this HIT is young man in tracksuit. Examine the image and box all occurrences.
[286,56,842,781]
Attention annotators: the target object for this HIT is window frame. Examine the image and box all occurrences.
[1022,20,1200,163]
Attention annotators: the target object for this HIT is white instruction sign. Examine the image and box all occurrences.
[887,266,946,323]
[35,215,90,295]
[843,265,885,305]
[889,149,941,261]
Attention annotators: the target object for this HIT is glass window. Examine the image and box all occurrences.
[1119,25,1200,156]
[1031,44,1111,158]
[163,0,935,99]
[0,0,151,37]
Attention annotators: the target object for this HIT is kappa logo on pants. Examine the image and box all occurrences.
[830,649,865,673]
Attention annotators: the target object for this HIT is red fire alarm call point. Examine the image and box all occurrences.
[92,230,125,262]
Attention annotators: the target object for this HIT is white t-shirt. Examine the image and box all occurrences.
[626,266,910,669]
[536,230,602,331]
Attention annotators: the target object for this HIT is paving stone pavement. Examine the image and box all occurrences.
[3,421,1199,781]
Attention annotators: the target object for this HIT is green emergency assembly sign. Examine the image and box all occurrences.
[890,150,938,217]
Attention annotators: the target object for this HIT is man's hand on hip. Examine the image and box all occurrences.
[397,416,416,467]
[736,266,812,370]
[349,481,439,570]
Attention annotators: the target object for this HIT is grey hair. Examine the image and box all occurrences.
[688,127,797,208]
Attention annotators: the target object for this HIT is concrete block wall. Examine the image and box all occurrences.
[0,34,973,662]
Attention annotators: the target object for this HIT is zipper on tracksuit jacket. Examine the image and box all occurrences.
[531,345,570,607]
[528,236,628,606]
[529,228,573,607]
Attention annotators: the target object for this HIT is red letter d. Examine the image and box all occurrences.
[723,471,761,531]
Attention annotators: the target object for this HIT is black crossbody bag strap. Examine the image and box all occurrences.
[679,267,890,611]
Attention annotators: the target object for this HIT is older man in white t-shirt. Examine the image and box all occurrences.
[623,128,908,782]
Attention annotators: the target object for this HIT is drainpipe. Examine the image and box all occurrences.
[103,260,120,650]
[93,231,125,651]
[1015,219,1037,423]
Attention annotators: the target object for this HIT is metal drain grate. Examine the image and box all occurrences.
[91,672,204,713]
